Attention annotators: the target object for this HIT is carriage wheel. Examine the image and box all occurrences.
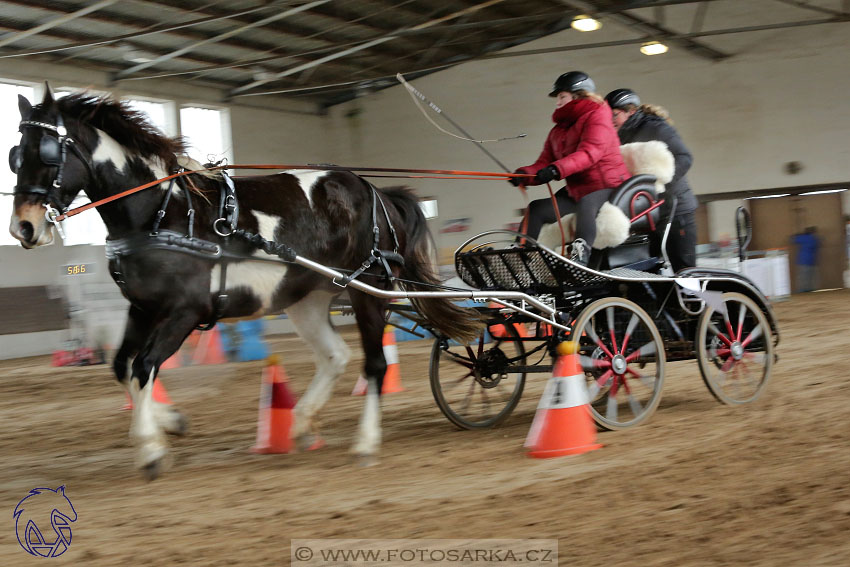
[696,292,774,405]
[571,297,666,430]
[429,320,527,429]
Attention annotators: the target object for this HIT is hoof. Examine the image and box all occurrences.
[136,444,170,480]
[141,459,164,481]
[295,433,325,452]
[353,453,379,467]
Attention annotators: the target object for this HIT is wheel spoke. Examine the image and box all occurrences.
[722,307,736,344]
[625,341,657,362]
[621,314,639,354]
[606,394,618,421]
[594,369,614,388]
[741,324,764,348]
[586,325,615,359]
[580,355,611,371]
[626,367,656,390]
[627,393,643,416]
[720,356,736,373]
[743,351,766,364]
[606,307,619,353]
[708,321,733,347]
[448,371,475,388]
[736,302,749,342]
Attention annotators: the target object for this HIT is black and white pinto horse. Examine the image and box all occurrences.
[8,88,480,479]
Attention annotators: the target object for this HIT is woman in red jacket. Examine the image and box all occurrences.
[510,71,629,264]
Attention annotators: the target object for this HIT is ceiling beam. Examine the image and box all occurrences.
[0,0,320,66]
[115,0,333,79]
[229,0,508,96]
[0,0,118,49]
[772,0,848,17]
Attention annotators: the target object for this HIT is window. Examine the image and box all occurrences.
[179,106,232,166]
[420,198,438,219]
[0,81,37,246]
[124,97,174,136]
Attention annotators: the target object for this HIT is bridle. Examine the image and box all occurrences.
[9,113,96,227]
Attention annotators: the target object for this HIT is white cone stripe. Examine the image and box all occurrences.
[537,375,589,410]
[383,343,399,365]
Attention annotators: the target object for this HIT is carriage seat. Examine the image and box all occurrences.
[608,173,664,234]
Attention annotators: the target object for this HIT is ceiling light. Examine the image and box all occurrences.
[640,41,668,55]
[799,188,847,195]
[123,49,153,64]
[571,15,601,32]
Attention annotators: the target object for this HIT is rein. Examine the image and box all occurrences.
[54,164,531,221]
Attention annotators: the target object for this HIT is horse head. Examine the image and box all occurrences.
[8,84,95,248]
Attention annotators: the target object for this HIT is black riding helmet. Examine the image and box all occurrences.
[605,88,641,109]
[548,71,596,97]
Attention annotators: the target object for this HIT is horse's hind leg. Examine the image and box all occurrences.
[287,290,351,450]
[348,290,389,465]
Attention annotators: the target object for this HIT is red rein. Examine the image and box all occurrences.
[55,164,532,221]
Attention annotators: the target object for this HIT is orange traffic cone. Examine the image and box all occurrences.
[160,351,182,370]
[191,327,227,365]
[251,355,296,454]
[351,326,403,395]
[121,378,173,410]
[525,341,602,458]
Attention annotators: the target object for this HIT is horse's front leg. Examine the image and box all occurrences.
[114,306,188,437]
[126,312,200,480]
[286,291,351,450]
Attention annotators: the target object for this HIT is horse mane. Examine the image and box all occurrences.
[56,93,189,171]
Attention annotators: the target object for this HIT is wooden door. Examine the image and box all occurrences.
[749,192,844,292]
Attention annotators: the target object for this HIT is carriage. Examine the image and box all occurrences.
[391,176,780,432]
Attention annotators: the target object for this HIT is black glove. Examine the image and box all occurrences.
[508,168,527,187]
[534,165,560,184]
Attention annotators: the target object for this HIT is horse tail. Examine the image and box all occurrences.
[379,186,483,344]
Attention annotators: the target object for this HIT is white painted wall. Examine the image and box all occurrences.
[324,16,849,247]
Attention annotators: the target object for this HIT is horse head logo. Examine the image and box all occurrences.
[13,486,77,557]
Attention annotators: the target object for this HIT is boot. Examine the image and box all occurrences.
[569,238,590,266]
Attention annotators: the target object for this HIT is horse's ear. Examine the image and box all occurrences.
[42,82,54,105]
[18,94,32,118]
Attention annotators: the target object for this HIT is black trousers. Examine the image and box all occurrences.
[524,187,613,246]
[650,211,697,271]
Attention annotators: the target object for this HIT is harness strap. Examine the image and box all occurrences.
[213,171,239,237]
[334,183,405,287]
[150,176,177,235]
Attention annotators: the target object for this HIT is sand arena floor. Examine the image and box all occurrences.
[1,289,849,566]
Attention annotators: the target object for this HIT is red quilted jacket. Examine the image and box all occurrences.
[517,98,630,200]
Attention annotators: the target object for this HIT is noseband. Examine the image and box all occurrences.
[10,114,95,222]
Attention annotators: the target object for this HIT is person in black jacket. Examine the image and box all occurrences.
[605,88,699,271]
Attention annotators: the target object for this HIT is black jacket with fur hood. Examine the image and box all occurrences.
[617,111,698,215]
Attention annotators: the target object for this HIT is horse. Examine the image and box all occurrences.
[8,87,481,479]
